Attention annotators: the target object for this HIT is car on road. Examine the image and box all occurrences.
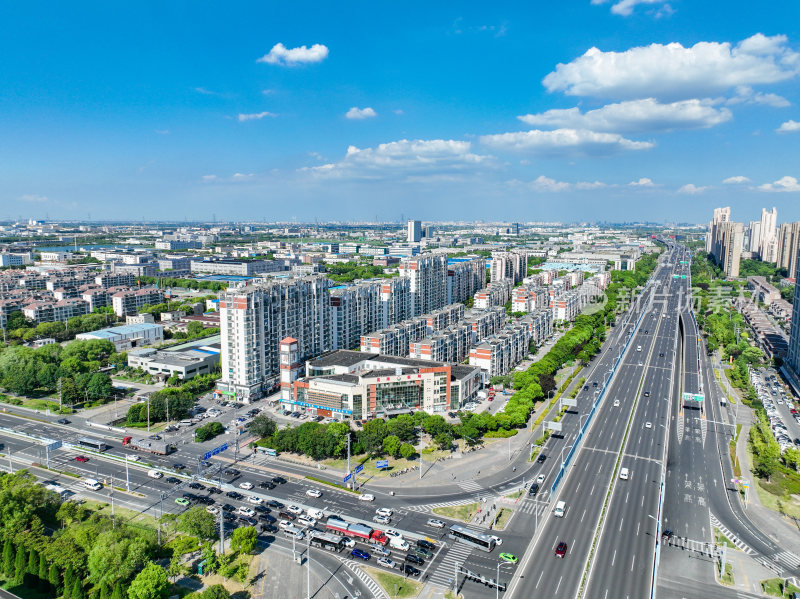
[643,390,650,397]
[175,497,190,506]
[254,505,270,514]
[172,463,186,470]
[426,518,446,528]
[359,493,375,502]
[405,553,424,565]
[278,520,294,531]
[619,467,629,480]
[383,529,403,540]
[373,514,391,525]
[376,507,393,517]
[351,549,370,561]
[258,481,275,490]
[555,542,568,558]
[528,483,539,496]
[239,482,254,490]
[165,477,181,484]
[305,488,322,498]
[659,353,664,357]
[127,455,140,462]
[247,495,263,505]
[267,500,284,509]
[499,553,518,564]
[535,474,545,484]
[417,539,436,551]
[225,491,243,500]
[377,557,396,569]
[645,422,652,429]
[403,564,420,576]
[342,538,356,548]
[271,476,287,485]
[613,400,620,407]
[537,454,546,464]
[297,515,316,527]
[369,543,390,557]
[224,468,240,476]
[287,505,303,516]
[259,523,278,534]
[489,535,503,546]
[56,418,70,424]
[413,546,432,559]
[237,506,255,517]
[74,455,89,462]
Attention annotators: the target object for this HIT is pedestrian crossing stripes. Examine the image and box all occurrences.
[458,480,482,492]
[774,551,800,570]
[341,559,389,599]
[676,410,684,444]
[700,415,707,446]
[710,514,756,555]
[427,541,474,588]
[402,493,497,514]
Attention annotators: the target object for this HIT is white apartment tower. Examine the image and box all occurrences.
[399,254,449,316]
[407,220,422,244]
[760,207,778,263]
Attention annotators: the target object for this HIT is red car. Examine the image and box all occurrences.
[74,455,89,462]
[555,541,568,558]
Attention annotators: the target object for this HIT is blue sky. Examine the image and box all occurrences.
[1,1,799,224]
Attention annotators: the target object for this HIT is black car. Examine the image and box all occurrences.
[592,381,598,387]
[253,505,269,514]
[222,513,235,522]
[56,418,70,424]
[528,483,540,496]
[165,477,181,484]
[258,481,275,490]
[271,477,287,485]
[258,513,276,523]
[583,385,589,391]
[225,491,243,500]
[537,454,547,464]
[267,500,284,509]
[221,503,236,512]
[259,523,277,534]
[173,463,186,470]
[224,468,240,476]
[278,511,296,521]
[182,493,198,502]
[237,516,257,526]
[417,539,436,551]
[188,482,205,490]
[197,496,214,506]
[403,564,420,577]
[644,330,648,334]
[643,391,650,397]
[405,553,424,565]
[207,486,222,494]
[659,353,664,357]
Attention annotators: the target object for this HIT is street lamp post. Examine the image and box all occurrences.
[560,443,574,470]
[306,532,311,599]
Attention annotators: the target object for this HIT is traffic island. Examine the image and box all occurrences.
[760,577,800,597]
[364,566,423,598]
[432,502,479,523]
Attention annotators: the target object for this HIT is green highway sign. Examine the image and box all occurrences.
[682,392,704,402]
[681,275,687,279]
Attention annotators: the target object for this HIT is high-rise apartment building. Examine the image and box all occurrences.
[716,221,744,278]
[786,250,800,376]
[706,206,730,253]
[399,254,449,316]
[759,207,778,262]
[329,280,382,351]
[489,250,528,284]
[777,222,800,279]
[407,220,422,244]
[748,220,762,254]
[447,258,486,304]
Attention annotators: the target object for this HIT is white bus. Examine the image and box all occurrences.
[448,524,496,552]
[83,479,103,491]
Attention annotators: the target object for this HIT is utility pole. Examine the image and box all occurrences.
[219,509,225,555]
[147,396,150,433]
[125,455,130,492]
[58,377,62,411]
[306,533,311,599]
[346,433,351,489]
[111,475,115,529]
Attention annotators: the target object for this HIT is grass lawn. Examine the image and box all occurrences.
[746,446,800,520]
[714,528,737,550]
[505,489,523,499]
[323,450,448,479]
[83,498,160,531]
[432,502,479,523]
[761,578,800,598]
[364,567,423,598]
[0,579,55,599]
[494,508,513,530]
[718,562,734,586]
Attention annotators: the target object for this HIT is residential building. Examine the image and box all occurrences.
[777,222,800,279]
[475,280,512,309]
[329,280,382,351]
[399,254,449,316]
[447,258,486,304]
[407,220,422,244]
[22,298,89,323]
[112,288,165,317]
[759,207,778,263]
[706,207,730,253]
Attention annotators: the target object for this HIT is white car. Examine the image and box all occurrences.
[384,529,403,540]
[359,494,375,502]
[206,506,219,515]
[297,515,316,527]
[306,489,322,498]
[645,422,652,429]
[239,482,254,490]
[279,520,294,530]
[370,543,391,556]
[376,507,393,517]
[147,469,163,479]
[287,505,303,515]
[127,455,140,462]
[489,534,503,546]
[613,400,620,407]
[377,557,397,569]
[307,508,324,519]
[426,518,446,528]
[237,506,255,517]
[373,514,391,525]
[247,495,263,505]
[343,538,356,548]
[535,474,545,484]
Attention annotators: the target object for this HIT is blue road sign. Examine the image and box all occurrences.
[354,464,364,474]
[376,460,389,469]
[203,452,212,461]
[344,473,353,483]
[211,447,220,456]
[220,443,228,452]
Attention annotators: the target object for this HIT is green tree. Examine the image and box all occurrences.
[385,414,415,442]
[27,547,38,578]
[197,584,231,599]
[229,526,257,555]
[359,419,388,455]
[200,543,218,575]
[48,562,60,595]
[249,414,277,439]
[382,435,401,458]
[2,538,13,578]
[87,530,151,587]
[111,582,125,599]
[72,577,86,599]
[434,432,453,450]
[399,443,416,460]
[37,552,48,591]
[186,321,205,337]
[13,544,26,584]
[177,506,217,540]
[195,421,225,442]
[127,563,169,599]
[63,565,75,599]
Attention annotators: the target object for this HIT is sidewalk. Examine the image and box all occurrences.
[724,549,781,596]
[735,419,800,554]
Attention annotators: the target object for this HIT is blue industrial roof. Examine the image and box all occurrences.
[83,323,162,338]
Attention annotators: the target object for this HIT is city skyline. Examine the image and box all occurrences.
[1,2,799,221]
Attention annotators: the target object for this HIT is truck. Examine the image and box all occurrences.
[122,436,174,455]
[325,516,388,545]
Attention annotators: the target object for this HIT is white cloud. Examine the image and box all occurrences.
[257,43,329,66]
[677,183,709,194]
[345,107,377,120]
[19,194,48,203]
[722,175,751,184]
[727,85,790,107]
[393,109,404,115]
[518,98,731,133]
[155,129,170,135]
[543,34,800,100]
[232,173,254,180]
[303,139,491,179]
[202,173,255,183]
[201,175,217,182]
[759,176,800,192]
[480,128,653,155]
[591,0,670,17]
[237,111,277,122]
[629,177,656,187]
[777,120,800,133]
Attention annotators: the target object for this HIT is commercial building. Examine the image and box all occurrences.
[155,240,202,250]
[284,350,482,419]
[127,343,220,380]
[407,220,422,244]
[190,259,282,276]
[747,276,781,305]
[76,322,163,351]
[0,253,32,267]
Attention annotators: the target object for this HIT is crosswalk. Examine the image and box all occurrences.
[402,493,497,514]
[710,514,755,555]
[341,559,389,599]
[774,550,800,570]
[428,542,473,588]
[457,480,483,493]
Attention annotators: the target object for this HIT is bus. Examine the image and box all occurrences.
[448,524,496,552]
[78,437,110,452]
[309,532,346,553]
